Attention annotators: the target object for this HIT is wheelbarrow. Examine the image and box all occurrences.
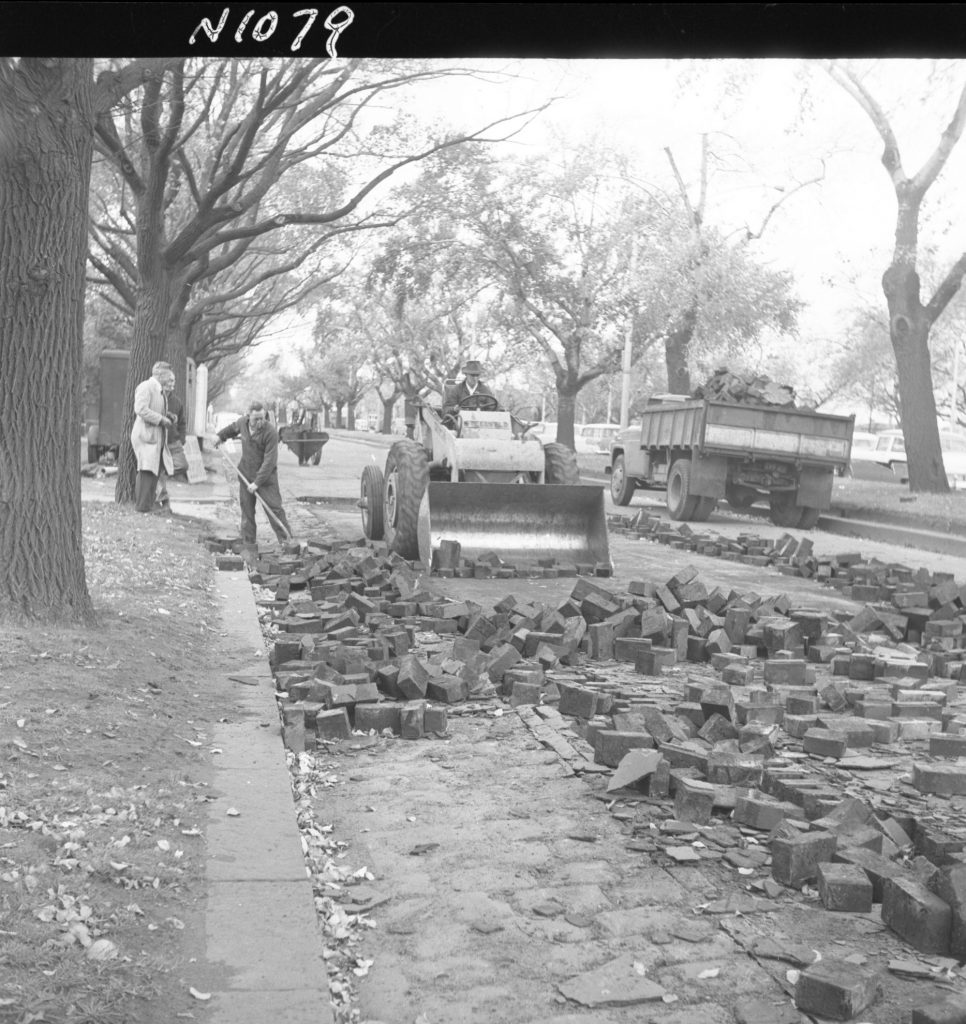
[279,426,329,466]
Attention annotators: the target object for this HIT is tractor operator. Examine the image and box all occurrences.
[443,359,501,420]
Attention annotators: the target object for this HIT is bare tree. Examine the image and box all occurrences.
[87,57,549,501]
[826,61,966,492]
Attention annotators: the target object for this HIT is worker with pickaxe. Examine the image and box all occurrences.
[211,402,293,554]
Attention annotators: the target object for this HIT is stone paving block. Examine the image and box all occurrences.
[833,845,910,903]
[912,997,966,1024]
[423,706,448,734]
[426,676,470,703]
[354,703,401,735]
[734,793,804,831]
[314,707,351,740]
[794,960,881,1020]
[867,719,899,744]
[771,830,837,887]
[898,719,944,740]
[932,863,966,960]
[674,778,716,825]
[929,733,966,758]
[913,762,966,796]
[400,701,425,740]
[593,730,655,768]
[509,679,542,707]
[557,682,598,719]
[802,728,847,758]
[817,861,873,912]
[882,876,952,954]
[783,713,819,739]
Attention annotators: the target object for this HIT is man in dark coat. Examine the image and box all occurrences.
[443,360,500,427]
[214,401,292,547]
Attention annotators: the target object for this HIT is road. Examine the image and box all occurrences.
[261,430,966,594]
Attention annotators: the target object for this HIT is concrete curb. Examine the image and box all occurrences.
[815,514,966,559]
[203,570,333,1024]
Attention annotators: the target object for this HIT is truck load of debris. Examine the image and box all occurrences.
[693,368,798,408]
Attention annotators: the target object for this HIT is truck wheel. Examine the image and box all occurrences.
[666,458,699,521]
[383,440,430,560]
[360,464,385,540]
[769,492,805,528]
[725,483,757,510]
[610,453,636,505]
[798,506,821,530]
[544,442,580,485]
[692,496,717,522]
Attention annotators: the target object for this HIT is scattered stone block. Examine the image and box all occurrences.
[818,861,873,912]
[882,876,952,954]
[354,704,401,734]
[794,960,881,1021]
[674,778,716,825]
[315,707,351,740]
[594,730,654,768]
[803,728,847,758]
[913,762,966,796]
[912,998,966,1024]
[932,863,966,960]
[772,831,837,887]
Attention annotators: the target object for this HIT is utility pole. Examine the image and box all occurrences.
[951,341,960,431]
[619,240,639,429]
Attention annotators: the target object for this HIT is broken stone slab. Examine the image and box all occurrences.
[556,953,666,1007]
[606,749,663,793]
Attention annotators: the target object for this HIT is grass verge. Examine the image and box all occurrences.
[1,503,223,1024]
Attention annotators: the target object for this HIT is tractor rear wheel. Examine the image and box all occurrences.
[544,442,580,485]
[383,440,430,560]
[610,453,636,505]
[360,464,385,540]
[666,458,699,521]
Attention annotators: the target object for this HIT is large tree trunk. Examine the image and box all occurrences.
[0,59,96,622]
[884,262,948,492]
[379,394,397,434]
[555,385,578,449]
[665,306,697,396]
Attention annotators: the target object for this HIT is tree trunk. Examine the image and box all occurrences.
[347,404,356,430]
[885,263,949,492]
[555,387,578,449]
[665,306,697,396]
[380,395,396,434]
[0,59,96,622]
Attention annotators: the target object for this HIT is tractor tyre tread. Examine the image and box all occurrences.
[383,440,430,560]
[544,442,581,485]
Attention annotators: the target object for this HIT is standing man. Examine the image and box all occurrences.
[155,388,187,510]
[213,401,292,550]
[131,361,176,513]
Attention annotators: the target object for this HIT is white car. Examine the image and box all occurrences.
[853,428,966,487]
[575,423,623,455]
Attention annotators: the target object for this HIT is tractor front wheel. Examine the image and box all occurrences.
[383,440,430,560]
[360,464,385,540]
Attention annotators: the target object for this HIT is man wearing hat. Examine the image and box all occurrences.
[446,359,500,417]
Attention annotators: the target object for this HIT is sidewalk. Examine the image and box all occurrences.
[199,567,334,1024]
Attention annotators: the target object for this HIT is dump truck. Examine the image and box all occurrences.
[608,395,854,529]
[360,382,611,569]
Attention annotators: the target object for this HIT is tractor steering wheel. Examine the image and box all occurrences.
[459,393,499,412]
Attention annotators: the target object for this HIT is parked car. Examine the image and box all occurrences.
[851,428,966,487]
[575,423,623,455]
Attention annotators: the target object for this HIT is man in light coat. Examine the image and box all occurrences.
[131,361,176,513]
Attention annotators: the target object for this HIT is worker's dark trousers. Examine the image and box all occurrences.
[239,480,291,545]
[135,469,164,512]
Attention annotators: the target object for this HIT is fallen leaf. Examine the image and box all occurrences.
[697,967,720,979]
[87,939,119,960]
[188,987,211,1001]
[226,808,241,817]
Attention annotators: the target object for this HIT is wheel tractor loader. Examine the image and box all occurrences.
[359,382,611,571]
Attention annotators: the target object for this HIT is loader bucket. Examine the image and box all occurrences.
[417,483,612,570]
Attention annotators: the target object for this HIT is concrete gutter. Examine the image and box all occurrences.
[816,513,966,559]
[202,570,333,1024]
